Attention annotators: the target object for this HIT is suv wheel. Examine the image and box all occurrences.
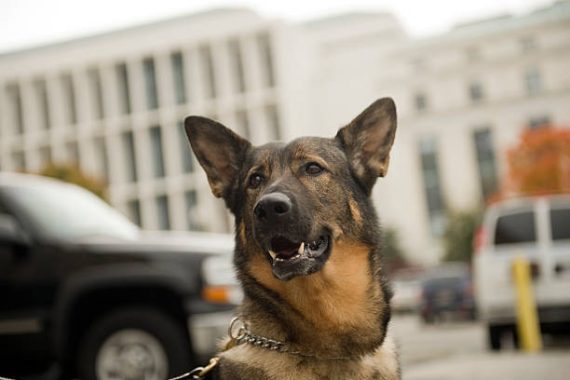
[77,307,192,380]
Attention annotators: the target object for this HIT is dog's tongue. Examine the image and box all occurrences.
[270,236,300,259]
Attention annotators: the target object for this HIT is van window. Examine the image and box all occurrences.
[550,208,570,240]
[494,211,536,245]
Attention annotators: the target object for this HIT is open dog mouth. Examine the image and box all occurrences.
[269,235,329,261]
[264,234,331,281]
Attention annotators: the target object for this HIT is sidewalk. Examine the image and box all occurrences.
[404,351,570,380]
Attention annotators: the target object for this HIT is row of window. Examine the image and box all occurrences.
[119,104,281,183]
[122,122,194,182]
[419,127,498,236]
[126,189,201,231]
[1,32,276,136]
[413,67,543,112]
[5,101,281,185]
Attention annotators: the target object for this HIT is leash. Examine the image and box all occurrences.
[168,357,220,380]
[167,317,244,380]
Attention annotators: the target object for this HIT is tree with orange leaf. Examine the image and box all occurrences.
[506,127,570,196]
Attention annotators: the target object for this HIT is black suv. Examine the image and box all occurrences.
[0,173,238,380]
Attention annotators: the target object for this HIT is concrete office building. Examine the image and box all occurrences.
[0,9,295,233]
[377,0,570,263]
[1,2,569,263]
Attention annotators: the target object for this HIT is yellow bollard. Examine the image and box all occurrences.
[512,256,542,352]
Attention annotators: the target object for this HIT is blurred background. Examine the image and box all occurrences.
[0,0,569,379]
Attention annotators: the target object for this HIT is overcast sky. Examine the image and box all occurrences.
[0,0,552,53]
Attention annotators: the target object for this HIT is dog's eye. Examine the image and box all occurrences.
[305,162,324,176]
[248,173,264,189]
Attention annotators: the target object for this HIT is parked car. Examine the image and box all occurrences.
[391,268,424,314]
[474,195,570,350]
[419,263,476,323]
[0,173,240,379]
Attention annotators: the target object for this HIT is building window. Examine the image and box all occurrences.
[156,195,170,230]
[95,136,109,183]
[34,79,51,130]
[127,199,142,226]
[66,141,80,166]
[185,190,201,230]
[199,45,217,98]
[87,67,105,119]
[419,136,446,236]
[473,128,498,201]
[228,39,246,93]
[116,62,132,114]
[143,57,159,110]
[265,104,281,140]
[11,150,26,171]
[525,67,542,96]
[5,82,24,135]
[528,115,551,129]
[122,130,138,182]
[466,47,481,61]
[520,37,537,53]
[61,73,77,125]
[171,52,187,105]
[414,92,428,112]
[178,121,194,173]
[235,109,250,140]
[468,81,484,103]
[257,32,275,87]
[150,125,166,178]
[411,57,426,71]
[39,146,52,167]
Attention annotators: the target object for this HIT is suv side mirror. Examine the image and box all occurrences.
[0,214,29,246]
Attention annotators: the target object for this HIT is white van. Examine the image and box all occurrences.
[473,195,570,350]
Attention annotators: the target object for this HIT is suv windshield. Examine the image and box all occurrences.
[3,181,139,241]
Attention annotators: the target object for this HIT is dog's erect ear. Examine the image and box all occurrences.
[335,98,397,193]
[184,116,251,199]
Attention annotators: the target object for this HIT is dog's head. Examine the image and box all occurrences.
[185,98,397,281]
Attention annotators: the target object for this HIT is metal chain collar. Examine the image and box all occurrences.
[228,316,297,354]
[228,317,356,361]
[169,316,357,379]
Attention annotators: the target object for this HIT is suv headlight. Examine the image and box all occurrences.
[201,254,243,305]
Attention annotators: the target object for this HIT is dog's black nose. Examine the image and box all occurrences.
[254,192,292,223]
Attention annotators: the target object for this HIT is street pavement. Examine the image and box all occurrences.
[390,314,570,380]
[404,351,570,380]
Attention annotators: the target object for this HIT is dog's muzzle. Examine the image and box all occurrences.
[252,192,332,281]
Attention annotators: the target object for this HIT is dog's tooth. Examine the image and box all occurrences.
[298,242,305,255]
[269,250,277,260]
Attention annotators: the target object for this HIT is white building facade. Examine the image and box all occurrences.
[1,2,569,263]
[377,0,570,263]
[0,9,299,233]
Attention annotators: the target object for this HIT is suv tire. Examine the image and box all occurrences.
[77,307,192,380]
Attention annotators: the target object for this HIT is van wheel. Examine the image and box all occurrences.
[77,307,192,380]
[488,324,503,351]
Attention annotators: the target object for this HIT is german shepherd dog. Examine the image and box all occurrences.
[184,98,399,379]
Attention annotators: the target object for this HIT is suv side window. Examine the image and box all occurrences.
[550,208,570,241]
[494,211,536,245]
